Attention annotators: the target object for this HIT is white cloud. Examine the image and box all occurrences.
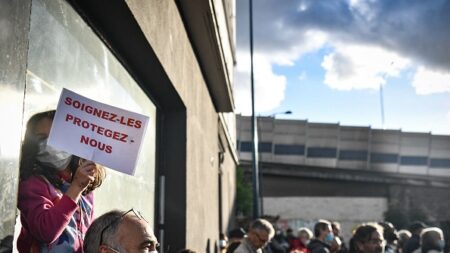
[234,29,327,114]
[234,52,287,115]
[412,67,450,95]
[321,44,410,90]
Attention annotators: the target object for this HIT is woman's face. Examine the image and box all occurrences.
[299,232,310,244]
[34,117,52,139]
[32,117,73,172]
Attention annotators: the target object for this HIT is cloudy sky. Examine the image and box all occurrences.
[234,0,450,134]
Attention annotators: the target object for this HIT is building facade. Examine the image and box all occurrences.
[0,0,238,252]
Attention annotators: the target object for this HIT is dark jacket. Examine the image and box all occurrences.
[307,239,331,253]
[403,234,421,253]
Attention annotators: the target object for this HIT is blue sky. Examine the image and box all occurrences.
[234,0,450,135]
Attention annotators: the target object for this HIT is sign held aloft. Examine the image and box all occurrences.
[48,88,149,175]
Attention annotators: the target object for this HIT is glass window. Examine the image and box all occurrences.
[430,158,450,168]
[274,144,305,156]
[239,141,272,153]
[24,0,156,224]
[258,142,273,153]
[400,156,428,166]
[339,150,368,161]
[307,147,337,158]
[370,153,398,164]
[0,0,29,241]
[240,141,252,152]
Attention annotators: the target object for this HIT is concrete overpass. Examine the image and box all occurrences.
[237,115,450,239]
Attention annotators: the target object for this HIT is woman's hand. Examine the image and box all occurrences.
[65,160,96,202]
[72,160,96,189]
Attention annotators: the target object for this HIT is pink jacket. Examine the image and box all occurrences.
[17,176,94,253]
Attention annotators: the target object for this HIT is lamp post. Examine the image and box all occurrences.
[270,110,292,118]
[249,0,260,219]
[257,110,292,216]
[249,0,291,219]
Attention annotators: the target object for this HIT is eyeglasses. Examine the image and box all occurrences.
[100,208,150,246]
[106,246,121,253]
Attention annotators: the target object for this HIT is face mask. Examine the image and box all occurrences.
[36,138,72,171]
[325,233,334,243]
[301,239,310,246]
[219,240,227,248]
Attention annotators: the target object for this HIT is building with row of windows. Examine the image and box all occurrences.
[238,115,450,176]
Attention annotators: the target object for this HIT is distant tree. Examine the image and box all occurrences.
[384,206,430,229]
[409,207,429,224]
[236,166,253,217]
[385,206,409,229]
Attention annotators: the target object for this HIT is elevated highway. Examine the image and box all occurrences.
[237,115,450,238]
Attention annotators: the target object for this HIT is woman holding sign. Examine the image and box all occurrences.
[17,110,105,253]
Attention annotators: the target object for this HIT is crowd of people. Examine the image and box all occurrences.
[220,219,447,253]
[9,110,449,253]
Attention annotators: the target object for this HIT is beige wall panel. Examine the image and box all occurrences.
[126,0,234,251]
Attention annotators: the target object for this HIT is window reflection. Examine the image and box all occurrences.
[24,0,156,223]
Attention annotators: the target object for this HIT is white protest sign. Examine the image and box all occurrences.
[48,88,149,175]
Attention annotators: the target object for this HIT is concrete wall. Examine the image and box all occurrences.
[220,136,238,232]
[125,1,236,251]
[264,197,388,243]
[388,185,450,222]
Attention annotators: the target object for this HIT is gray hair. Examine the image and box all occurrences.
[420,227,443,245]
[250,219,275,239]
[84,210,126,253]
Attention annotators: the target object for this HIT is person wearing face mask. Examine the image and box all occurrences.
[307,220,334,253]
[17,110,105,253]
[413,228,445,253]
[291,227,312,253]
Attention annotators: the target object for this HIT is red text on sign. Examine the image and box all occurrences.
[64,96,142,129]
[65,114,128,143]
[80,135,112,154]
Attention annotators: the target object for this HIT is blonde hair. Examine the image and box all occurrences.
[83,164,106,195]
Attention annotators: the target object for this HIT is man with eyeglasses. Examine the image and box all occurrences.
[234,219,275,253]
[84,209,159,253]
[351,223,385,253]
